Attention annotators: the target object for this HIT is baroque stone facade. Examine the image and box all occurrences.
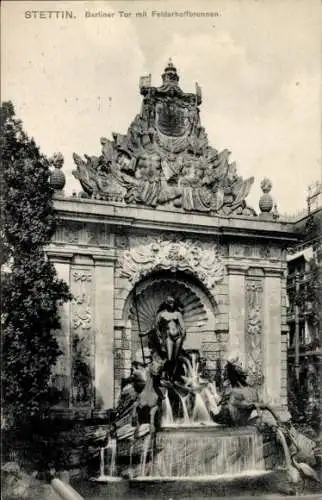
[47,204,296,414]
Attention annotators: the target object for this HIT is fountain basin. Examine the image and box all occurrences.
[82,424,319,498]
[76,469,295,498]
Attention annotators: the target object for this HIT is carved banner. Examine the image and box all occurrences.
[119,234,225,296]
[70,268,94,407]
[245,279,264,388]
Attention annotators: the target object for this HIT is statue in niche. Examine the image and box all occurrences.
[155,296,186,378]
[139,296,186,392]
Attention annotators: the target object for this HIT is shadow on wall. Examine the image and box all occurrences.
[72,335,93,407]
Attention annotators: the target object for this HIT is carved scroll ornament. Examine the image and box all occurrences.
[120,235,225,295]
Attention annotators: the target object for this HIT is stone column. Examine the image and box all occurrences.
[263,269,283,406]
[93,256,115,410]
[227,265,246,365]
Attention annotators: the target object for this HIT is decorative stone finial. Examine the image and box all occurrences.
[162,59,179,85]
[259,178,273,215]
[50,152,65,193]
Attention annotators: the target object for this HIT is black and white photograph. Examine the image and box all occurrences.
[1,1,322,499]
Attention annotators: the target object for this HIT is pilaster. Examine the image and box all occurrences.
[93,256,116,410]
[245,267,264,396]
[70,255,95,408]
[263,268,283,406]
[227,264,246,364]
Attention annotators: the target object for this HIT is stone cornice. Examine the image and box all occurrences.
[263,268,285,277]
[53,197,299,244]
[92,255,117,266]
[46,250,74,263]
[226,263,285,276]
[46,245,116,263]
[226,264,248,275]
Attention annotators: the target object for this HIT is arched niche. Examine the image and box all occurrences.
[122,269,217,363]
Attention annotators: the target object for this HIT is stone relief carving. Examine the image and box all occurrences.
[245,280,264,387]
[64,222,82,244]
[53,222,111,247]
[72,308,92,330]
[229,244,244,257]
[72,271,92,282]
[259,245,271,259]
[120,234,225,294]
[71,268,94,405]
[87,225,110,247]
[72,293,87,304]
[115,233,129,250]
[229,243,282,261]
[72,62,256,216]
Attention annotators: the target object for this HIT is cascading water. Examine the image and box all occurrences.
[140,434,152,476]
[141,427,266,479]
[177,392,190,424]
[99,437,117,479]
[161,390,174,426]
[134,349,267,479]
[202,383,221,417]
[192,392,212,423]
[160,352,221,426]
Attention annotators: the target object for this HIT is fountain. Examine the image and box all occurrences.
[94,296,319,496]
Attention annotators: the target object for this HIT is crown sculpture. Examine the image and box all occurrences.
[72,61,256,216]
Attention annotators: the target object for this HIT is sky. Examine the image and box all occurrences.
[1,0,322,214]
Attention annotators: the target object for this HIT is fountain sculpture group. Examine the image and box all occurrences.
[99,296,319,494]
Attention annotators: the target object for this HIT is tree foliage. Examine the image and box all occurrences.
[1,101,72,426]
